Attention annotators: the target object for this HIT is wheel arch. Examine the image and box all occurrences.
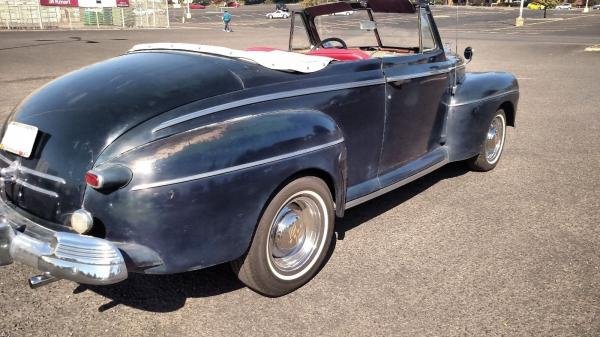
[263,157,347,225]
[499,101,516,127]
[231,167,339,296]
[279,168,338,208]
[238,165,343,260]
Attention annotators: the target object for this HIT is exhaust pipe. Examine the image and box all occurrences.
[28,272,59,289]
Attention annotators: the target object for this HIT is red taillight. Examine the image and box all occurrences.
[85,171,103,189]
[84,165,131,191]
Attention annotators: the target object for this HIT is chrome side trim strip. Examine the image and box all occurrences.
[15,179,59,198]
[18,166,67,185]
[345,158,449,209]
[445,89,519,107]
[0,154,66,184]
[0,154,11,165]
[385,68,450,83]
[152,79,386,133]
[132,139,345,191]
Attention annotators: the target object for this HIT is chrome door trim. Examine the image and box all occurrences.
[385,68,450,83]
[445,89,519,107]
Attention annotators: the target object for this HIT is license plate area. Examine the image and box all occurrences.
[1,122,38,158]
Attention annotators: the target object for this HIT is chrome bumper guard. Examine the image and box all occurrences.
[0,200,127,286]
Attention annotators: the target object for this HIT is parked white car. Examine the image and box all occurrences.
[555,3,572,9]
[266,10,290,19]
[331,10,355,15]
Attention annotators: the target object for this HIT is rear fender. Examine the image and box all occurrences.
[82,109,346,273]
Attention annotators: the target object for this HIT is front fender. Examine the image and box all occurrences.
[82,109,346,273]
[444,72,519,162]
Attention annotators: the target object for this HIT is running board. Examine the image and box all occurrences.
[345,152,449,209]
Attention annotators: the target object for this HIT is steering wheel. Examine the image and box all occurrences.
[316,37,348,49]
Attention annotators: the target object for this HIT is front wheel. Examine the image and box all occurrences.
[231,176,334,297]
[466,109,507,171]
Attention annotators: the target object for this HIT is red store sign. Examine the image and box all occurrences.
[40,0,79,6]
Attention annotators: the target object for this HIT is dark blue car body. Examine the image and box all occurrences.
[0,1,518,280]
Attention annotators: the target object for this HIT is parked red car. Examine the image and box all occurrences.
[226,1,240,7]
[189,3,205,9]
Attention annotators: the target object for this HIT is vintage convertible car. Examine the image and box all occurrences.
[0,0,518,297]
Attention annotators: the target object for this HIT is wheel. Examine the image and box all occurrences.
[466,109,507,171]
[231,176,334,297]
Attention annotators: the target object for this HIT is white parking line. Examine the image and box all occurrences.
[585,44,600,51]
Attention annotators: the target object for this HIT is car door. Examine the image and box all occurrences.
[288,11,388,202]
[378,8,453,180]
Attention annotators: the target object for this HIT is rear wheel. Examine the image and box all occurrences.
[466,109,507,171]
[231,176,334,297]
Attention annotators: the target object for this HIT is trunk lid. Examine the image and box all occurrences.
[0,51,245,225]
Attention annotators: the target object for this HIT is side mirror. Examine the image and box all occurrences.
[464,46,474,62]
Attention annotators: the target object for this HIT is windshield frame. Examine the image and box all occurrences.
[289,2,443,56]
[289,8,385,52]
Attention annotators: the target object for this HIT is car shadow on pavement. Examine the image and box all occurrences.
[83,236,339,313]
[335,162,470,239]
[81,162,468,313]
[81,263,244,312]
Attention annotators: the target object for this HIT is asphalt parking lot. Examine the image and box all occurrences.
[0,6,599,337]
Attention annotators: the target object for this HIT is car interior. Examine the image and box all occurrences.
[247,0,437,62]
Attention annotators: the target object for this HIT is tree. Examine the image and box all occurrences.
[534,0,559,17]
[301,0,327,8]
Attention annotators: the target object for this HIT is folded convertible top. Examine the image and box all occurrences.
[129,43,334,73]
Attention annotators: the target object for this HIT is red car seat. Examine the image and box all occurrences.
[246,47,370,62]
[305,48,371,61]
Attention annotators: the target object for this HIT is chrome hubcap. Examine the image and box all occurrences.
[484,114,505,164]
[271,211,306,258]
[268,194,324,275]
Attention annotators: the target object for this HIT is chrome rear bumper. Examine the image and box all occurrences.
[0,200,127,286]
